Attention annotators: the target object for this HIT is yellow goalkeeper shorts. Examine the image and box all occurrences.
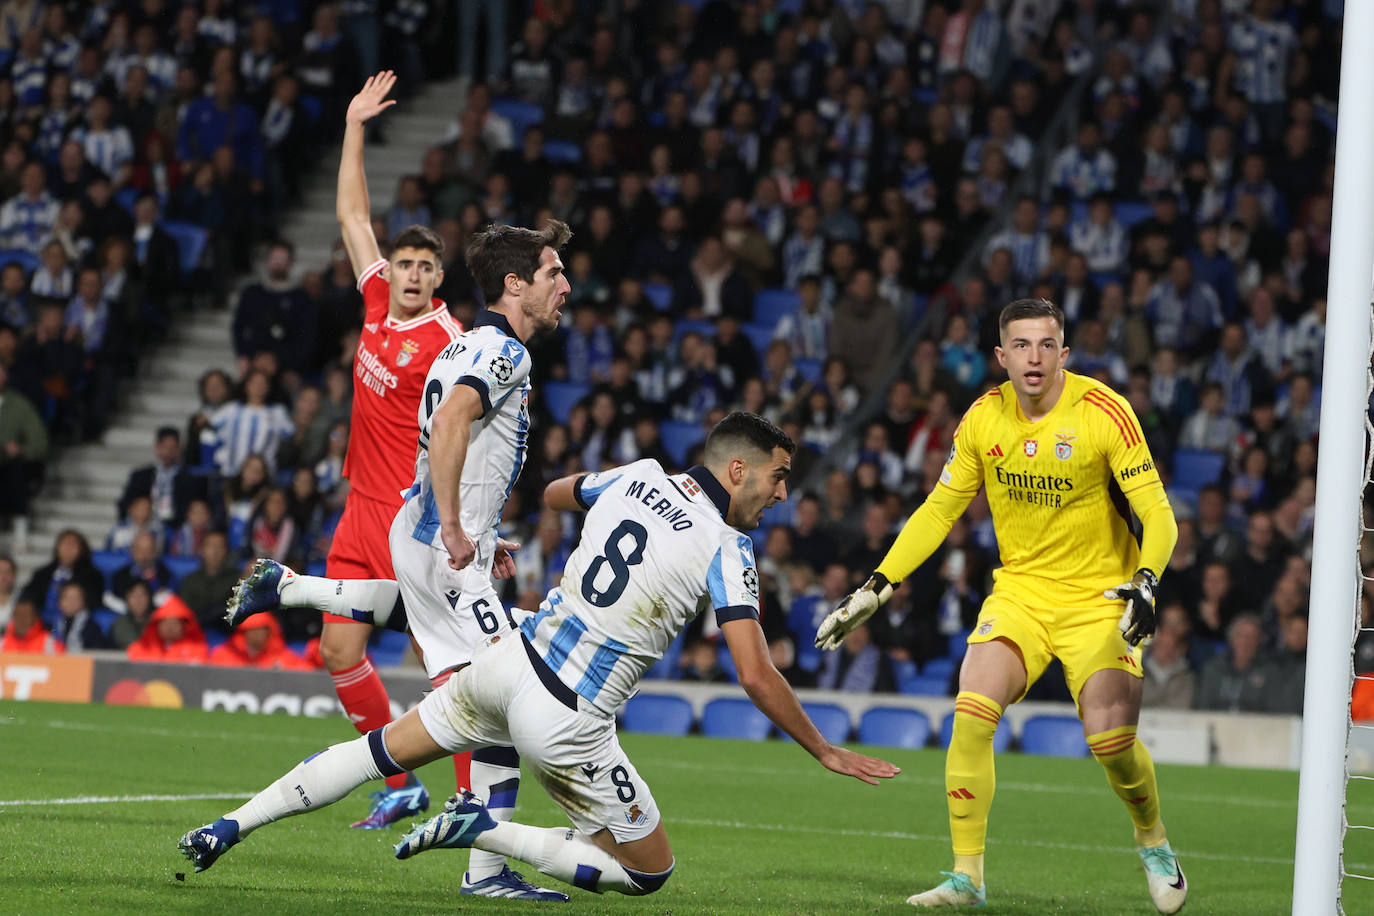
[966,582,1142,707]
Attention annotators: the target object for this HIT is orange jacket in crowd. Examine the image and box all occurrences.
[1354,678,1374,722]
[1,619,65,655]
[209,612,313,670]
[127,595,209,664]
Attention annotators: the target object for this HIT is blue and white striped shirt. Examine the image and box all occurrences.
[0,192,59,253]
[1050,145,1117,200]
[1229,16,1296,105]
[69,125,135,180]
[781,232,825,289]
[207,401,295,474]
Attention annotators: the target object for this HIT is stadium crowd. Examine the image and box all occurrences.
[0,0,1350,715]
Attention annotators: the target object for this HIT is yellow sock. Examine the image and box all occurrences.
[1087,725,1166,847]
[946,691,1002,886]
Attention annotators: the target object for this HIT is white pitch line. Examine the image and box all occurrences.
[0,792,250,807]
[0,792,1331,869]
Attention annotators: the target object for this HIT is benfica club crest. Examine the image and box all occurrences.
[396,338,420,366]
[1055,431,1076,460]
[1023,439,1038,458]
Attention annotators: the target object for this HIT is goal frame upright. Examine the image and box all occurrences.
[1293,3,1374,912]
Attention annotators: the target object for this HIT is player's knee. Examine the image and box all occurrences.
[319,631,367,671]
[622,860,675,896]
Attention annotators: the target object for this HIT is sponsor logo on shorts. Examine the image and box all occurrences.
[1116,654,1138,669]
[625,804,646,826]
[445,589,460,609]
[581,764,599,782]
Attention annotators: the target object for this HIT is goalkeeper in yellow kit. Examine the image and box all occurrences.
[816,299,1185,913]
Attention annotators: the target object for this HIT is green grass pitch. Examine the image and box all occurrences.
[0,700,1365,914]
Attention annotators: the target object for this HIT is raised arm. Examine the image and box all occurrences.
[336,71,396,278]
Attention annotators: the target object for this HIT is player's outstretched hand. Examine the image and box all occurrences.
[1106,568,1159,647]
[815,573,894,651]
[818,745,901,786]
[493,537,520,580]
[346,71,398,126]
[442,525,477,572]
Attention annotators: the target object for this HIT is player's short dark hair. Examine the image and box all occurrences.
[391,224,444,262]
[155,426,180,443]
[705,411,796,464]
[465,219,573,305]
[998,298,1065,337]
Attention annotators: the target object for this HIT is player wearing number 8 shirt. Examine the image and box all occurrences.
[180,413,899,899]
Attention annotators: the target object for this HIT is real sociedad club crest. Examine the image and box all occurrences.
[396,338,420,367]
[1023,439,1038,458]
[489,354,515,384]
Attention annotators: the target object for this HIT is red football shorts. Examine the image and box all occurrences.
[324,489,401,626]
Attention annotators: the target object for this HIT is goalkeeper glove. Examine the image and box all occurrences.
[815,572,894,651]
[1105,568,1159,647]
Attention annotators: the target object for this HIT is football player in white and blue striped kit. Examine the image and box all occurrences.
[181,413,900,897]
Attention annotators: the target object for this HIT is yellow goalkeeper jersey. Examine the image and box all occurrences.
[878,371,1175,607]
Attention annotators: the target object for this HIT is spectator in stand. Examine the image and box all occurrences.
[1141,603,1196,709]
[110,579,154,650]
[126,594,208,664]
[829,268,898,394]
[210,611,312,669]
[52,581,108,652]
[119,426,206,529]
[106,530,172,612]
[233,241,318,380]
[1,597,61,655]
[248,487,296,565]
[106,494,161,553]
[0,360,45,541]
[1178,382,1241,454]
[179,531,239,636]
[0,554,15,628]
[0,160,58,253]
[21,529,102,620]
[177,70,263,182]
[204,369,293,474]
[1194,613,1283,713]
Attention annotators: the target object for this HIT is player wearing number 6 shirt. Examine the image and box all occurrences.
[181,413,900,899]
[814,299,1185,913]
[225,216,574,900]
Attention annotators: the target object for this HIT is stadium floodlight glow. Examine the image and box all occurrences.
[1292,3,1374,912]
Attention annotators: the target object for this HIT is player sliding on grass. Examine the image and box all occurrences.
[182,412,900,897]
[816,298,1186,913]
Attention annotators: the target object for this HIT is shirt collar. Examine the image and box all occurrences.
[686,465,731,519]
[474,308,522,343]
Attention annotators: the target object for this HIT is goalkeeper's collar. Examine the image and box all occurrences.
[685,465,731,518]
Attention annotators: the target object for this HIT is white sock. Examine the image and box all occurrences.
[222,732,397,838]
[279,571,401,627]
[466,748,520,882]
[474,822,673,896]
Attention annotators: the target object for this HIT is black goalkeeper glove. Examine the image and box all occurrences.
[1105,568,1159,647]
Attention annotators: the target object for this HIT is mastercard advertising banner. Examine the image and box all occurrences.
[0,653,95,702]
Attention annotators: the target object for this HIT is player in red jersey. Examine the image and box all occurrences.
[293,72,464,828]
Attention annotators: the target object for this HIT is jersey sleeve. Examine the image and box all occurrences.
[1082,386,1177,575]
[708,532,760,626]
[938,397,987,495]
[357,259,389,321]
[573,459,657,509]
[457,338,531,416]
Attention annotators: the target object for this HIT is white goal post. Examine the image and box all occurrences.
[1292,3,1374,913]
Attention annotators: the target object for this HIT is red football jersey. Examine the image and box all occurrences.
[345,258,464,503]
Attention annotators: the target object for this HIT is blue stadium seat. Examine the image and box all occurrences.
[298,95,323,123]
[1088,271,1125,291]
[306,559,328,577]
[740,322,775,360]
[752,288,801,328]
[1115,201,1155,228]
[939,712,1012,753]
[746,523,769,555]
[1019,715,1090,758]
[659,420,704,467]
[490,98,544,140]
[898,675,951,697]
[543,139,582,164]
[670,318,717,347]
[91,549,130,585]
[922,657,956,681]
[286,638,307,656]
[114,188,138,214]
[794,358,822,383]
[0,249,38,274]
[700,697,771,741]
[1172,448,1226,495]
[205,631,229,651]
[163,554,200,588]
[642,282,673,311]
[541,380,589,424]
[795,702,850,744]
[161,221,209,276]
[368,628,411,667]
[716,643,739,683]
[621,694,694,736]
[91,607,118,637]
[858,707,931,749]
[948,629,972,660]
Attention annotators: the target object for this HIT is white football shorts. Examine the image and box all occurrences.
[417,633,662,843]
[388,510,506,678]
